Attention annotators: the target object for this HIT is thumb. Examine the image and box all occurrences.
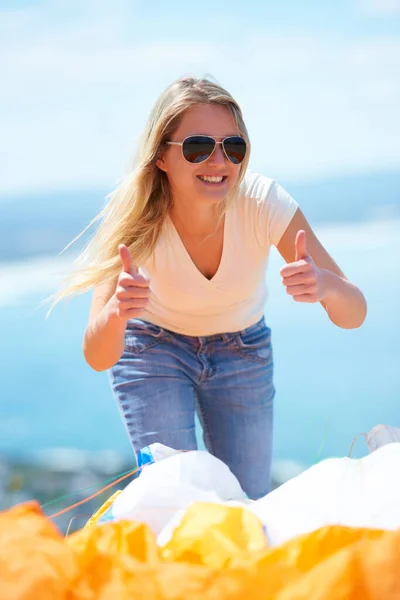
[295,230,308,261]
[118,244,137,275]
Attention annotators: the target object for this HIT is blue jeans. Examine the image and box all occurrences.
[109,317,275,499]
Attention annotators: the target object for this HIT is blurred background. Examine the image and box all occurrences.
[0,0,399,531]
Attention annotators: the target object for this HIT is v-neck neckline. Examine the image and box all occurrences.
[167,209,229,284]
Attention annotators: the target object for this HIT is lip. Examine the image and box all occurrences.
[196,175,228,187]
[196,175,228,181]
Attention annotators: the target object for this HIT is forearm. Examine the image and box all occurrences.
[320,269,367,329]
[83,300,127,371]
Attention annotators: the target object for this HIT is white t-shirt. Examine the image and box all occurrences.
[139,171,298,336]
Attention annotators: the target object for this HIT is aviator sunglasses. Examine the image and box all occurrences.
[166,135,247,165]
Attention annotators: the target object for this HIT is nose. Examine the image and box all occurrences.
[207,142,227,165]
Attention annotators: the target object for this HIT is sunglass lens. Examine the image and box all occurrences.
[182,136,215,163]
[223,136,247,164]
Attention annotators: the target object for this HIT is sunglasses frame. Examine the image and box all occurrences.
[166,135,247,165]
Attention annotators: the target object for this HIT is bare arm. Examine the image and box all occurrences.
[83,278,128,372]
[276,208,367,329]
[83,245,150,371]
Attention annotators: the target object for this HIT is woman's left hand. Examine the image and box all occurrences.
[280,230,331,303]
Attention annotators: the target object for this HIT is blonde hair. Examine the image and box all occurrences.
[47,75,251,310]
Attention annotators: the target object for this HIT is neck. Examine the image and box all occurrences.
[170,200,222,237]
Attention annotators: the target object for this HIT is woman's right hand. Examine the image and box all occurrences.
[111,244,150,321]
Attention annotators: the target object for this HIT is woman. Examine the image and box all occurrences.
[53,76,367,499]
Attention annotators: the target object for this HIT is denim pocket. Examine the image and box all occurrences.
[232,323,273,365]
[124,321,169,354]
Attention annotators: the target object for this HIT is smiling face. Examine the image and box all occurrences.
[157,103,243,209]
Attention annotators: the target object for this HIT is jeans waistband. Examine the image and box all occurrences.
[127,316,268,342]
[192,316,267,342]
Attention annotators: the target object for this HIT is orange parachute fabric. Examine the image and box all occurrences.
[1,501,400,599]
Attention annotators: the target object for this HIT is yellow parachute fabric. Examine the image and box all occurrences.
[1,501,400,599]
[83,489,122,529]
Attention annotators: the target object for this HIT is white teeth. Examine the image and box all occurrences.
[199,175,224,183]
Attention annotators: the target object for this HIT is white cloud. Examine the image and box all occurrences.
[0,5,399,194]
[0,254,75,308]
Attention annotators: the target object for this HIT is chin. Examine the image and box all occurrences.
[198,191,227,206]
[194,181,232,202]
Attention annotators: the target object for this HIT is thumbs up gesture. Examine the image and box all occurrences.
[113,244,150,320]
[279,230,327,303]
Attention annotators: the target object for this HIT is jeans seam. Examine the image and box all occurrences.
[234,350,270,365]
[124,328,174,353]
[228,335,272,366]
[196,397,215,455]
[237,316,267,337]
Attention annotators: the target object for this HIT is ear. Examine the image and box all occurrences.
[156,157,167,172]
[156,147,168,172]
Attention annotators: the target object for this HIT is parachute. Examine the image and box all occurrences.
[1,424,400,599]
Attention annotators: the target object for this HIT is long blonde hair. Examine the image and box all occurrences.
[48,76,251,310]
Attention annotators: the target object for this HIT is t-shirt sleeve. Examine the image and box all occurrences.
[251,173,299,248]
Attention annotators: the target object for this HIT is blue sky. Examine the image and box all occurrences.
[0,0,399,194]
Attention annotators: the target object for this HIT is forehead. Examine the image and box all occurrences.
[174,103,238,138]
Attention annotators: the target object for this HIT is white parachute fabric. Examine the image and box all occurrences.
[97,436,400,547]
[100,445,248,535]
[252,442,400,546]
[366,424,400,452]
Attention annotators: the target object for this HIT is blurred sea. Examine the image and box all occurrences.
[0,217,399,470]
